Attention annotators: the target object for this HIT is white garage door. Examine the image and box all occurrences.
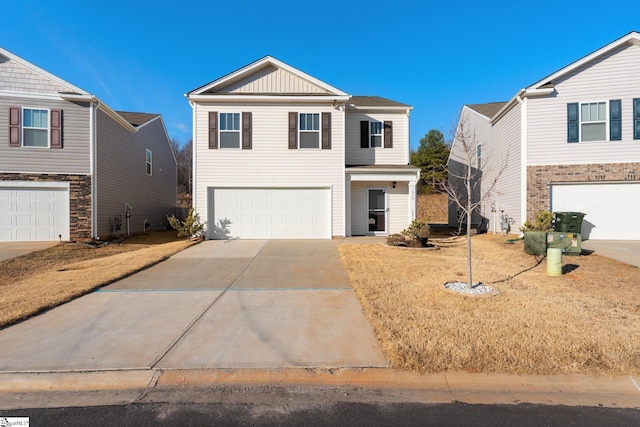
[0,184,70,242]
[551,183,640,240]
[209,188,331,239]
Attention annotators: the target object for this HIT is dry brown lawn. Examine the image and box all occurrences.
[339,232,640,375]
[417,193,448,224]
[0,231,196,328]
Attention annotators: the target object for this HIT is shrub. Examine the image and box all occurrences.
[520,211,554,232]
[167,208,206,240]
[386,233,408,246]
[401,220,431,239]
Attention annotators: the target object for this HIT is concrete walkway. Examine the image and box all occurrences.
[0,240,386,372]
[0,241,57,262]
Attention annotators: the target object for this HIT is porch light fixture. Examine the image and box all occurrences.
[392,181,397,189]
[331,100,338,108]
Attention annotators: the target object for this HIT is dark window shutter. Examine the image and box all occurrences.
[610,100,621,141]
[242,112,252,149]
[567,103,579,143]
[634,98,640,140]
[9,106,20,147]
[321,112,331,149]
[360,121,369,148]
[383,121,393,148]
[208,111,218,149]
[288,112,297,149]
[50,109,63,149]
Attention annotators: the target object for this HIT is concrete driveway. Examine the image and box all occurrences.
[0,240,387,372]
[581,240,640,267]
[0,241,57,262]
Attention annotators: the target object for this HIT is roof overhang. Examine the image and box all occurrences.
[187,94,350,103]
[347,105,413,112]
[346,165,420,182]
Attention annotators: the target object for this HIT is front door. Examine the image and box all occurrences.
[367,188,387,235]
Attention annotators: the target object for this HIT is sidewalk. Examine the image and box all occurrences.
[1,368,638,410]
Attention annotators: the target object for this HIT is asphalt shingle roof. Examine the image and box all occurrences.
[466,102,508,119]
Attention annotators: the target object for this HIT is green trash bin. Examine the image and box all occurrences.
[554,212,586,233]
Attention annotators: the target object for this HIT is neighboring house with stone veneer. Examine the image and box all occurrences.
[0,47,176,242]
[187,56,419,239]
[448,31,640,240]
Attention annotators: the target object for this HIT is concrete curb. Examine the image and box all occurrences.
[1,368,638,409]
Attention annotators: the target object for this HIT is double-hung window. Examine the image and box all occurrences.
[23,108,49,147]
[580,102,606,141]
[476,144,482,169]
[299,113,320,148]
[370,121,383,147]
[146,149,152,175]
[219,113,241,148]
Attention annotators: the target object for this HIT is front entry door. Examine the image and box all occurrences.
[368,188,387,235]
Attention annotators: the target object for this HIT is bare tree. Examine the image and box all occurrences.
[170,137,193,208]
[445,117,507,290]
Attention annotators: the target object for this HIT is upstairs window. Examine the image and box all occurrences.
[299,113,320,149]
[476,144,482,169]
[581,102,606,141]
[219,113,240,148]
[370,121,383,147]
[23,108,49,147]
[146,149,152,175]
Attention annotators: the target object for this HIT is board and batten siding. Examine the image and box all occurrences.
[219,66,330,94]
[95,110,176,238]
[350,181,409,235]
[528,43,640,166]
[194,103,345,237]
[345,112,409,165]
[483,103,522,232]
[0,96,90,174]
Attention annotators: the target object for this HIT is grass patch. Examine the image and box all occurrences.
[0,231,197,328]
[339,233,640,375]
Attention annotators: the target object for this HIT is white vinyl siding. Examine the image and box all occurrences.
[0,96,90,174]
[551,182,640,240]
[345,112,408,165]
[194,103,345,238]
[350,181,409,235]
[0,182,69,241]
[528,43,640,166]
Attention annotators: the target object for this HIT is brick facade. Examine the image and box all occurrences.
[0,173,92,240]
[527,163,640,220]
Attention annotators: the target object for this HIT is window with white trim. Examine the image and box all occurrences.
[581,102,606,141]
[146,149,152,175]
[476,144,482,169]
[370,121,383,147]
[23,108,49,147]
[219,113,240,148]
[299,113,320,148]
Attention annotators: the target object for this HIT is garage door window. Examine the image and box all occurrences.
[23,108,49,147]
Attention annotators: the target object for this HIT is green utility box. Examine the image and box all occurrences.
[554,212,586,233]
[524,231,582,256]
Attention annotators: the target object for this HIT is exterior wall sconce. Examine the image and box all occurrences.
[392,181,397,189]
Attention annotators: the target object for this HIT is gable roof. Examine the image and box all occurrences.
[117,111,160,127]
[186,55,349,100]
[466,102,508,119]
[0,46,89,96]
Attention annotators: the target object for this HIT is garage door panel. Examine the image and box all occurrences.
[551,183,640,240]
[210,188,330,239]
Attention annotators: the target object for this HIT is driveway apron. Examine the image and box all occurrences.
[0,240,387,372]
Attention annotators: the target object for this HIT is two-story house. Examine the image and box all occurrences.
[449,31,640,240]
[187,56,419,239]
[0,47,177,242]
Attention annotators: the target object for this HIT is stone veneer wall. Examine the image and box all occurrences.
[0,173,92,240]
[527,163,640,221]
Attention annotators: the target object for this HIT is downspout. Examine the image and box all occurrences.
[516,93,527,230]
[189,99,197,219]
[90,97,100,239]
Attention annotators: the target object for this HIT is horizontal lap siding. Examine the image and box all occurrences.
[0,97,90,174]
[484,104,521,231]
[528,43,640,166]
[96,111,176,237]
[345,112,408,165]
[194,103,345,237]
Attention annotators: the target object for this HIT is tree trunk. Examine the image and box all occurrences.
[466,163,473,290]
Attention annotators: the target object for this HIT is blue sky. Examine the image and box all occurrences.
[2,1,639,149]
